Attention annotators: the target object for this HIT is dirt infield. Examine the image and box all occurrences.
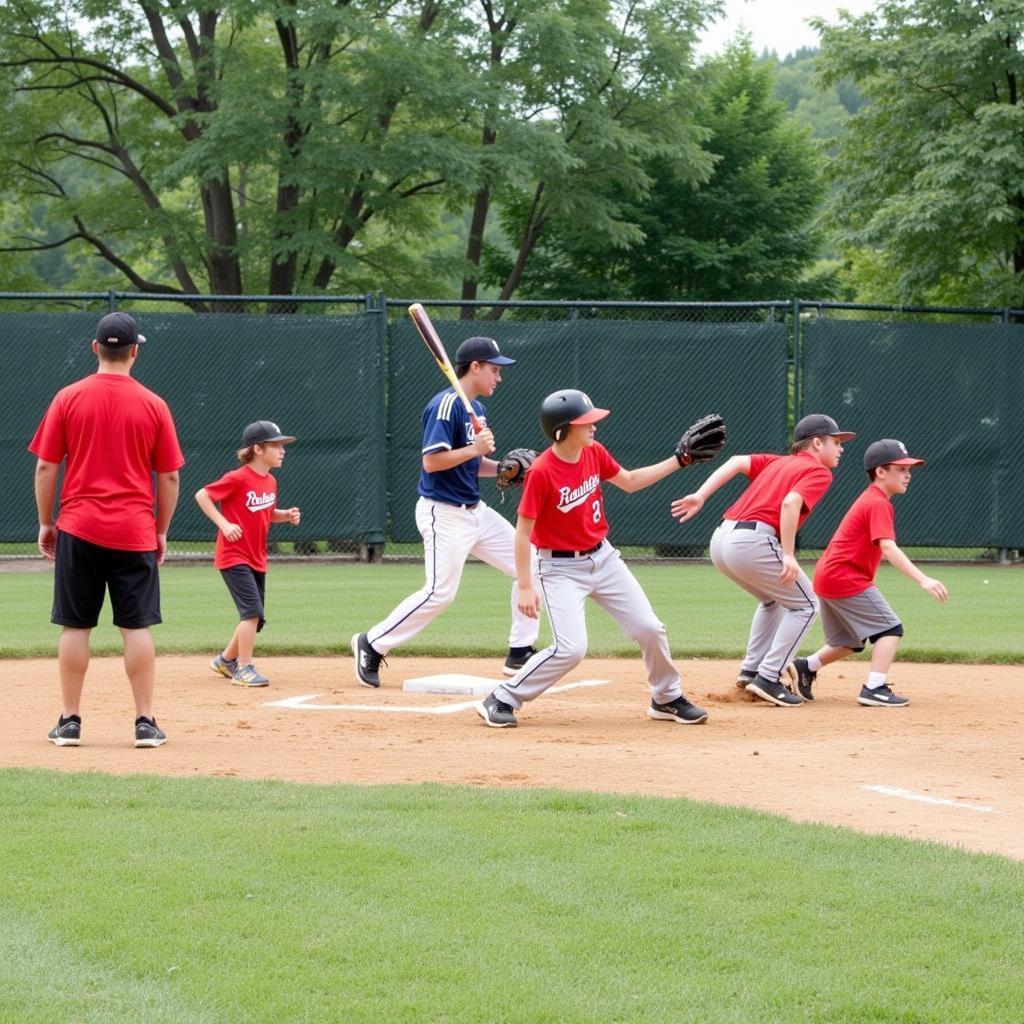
[2,655,1021,859]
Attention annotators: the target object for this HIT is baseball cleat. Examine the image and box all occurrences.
[746,674,804,707]
[477,693,518,727]
[647,697,708,724]
[785,657,817,701]
[134,717,166,748]
[503,645,538,676]
[351,632,383,688]
[210,652,238,678]
[47,716,81,747]
[735,668,757,690]
[232,663,269,687]
[857,684,909,707]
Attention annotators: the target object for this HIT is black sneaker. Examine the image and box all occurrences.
[351,633,384,688]
[503,645,537,676]
[134,717,166,748]
[857,684,909,707]
[785,657,817,701]
[647,697,708,724]
[47,715,81,747]
[746,674,803,707]
[735,668,757,690]
[476,693,518,728]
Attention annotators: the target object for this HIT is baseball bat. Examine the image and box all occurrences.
[408,303,483,431]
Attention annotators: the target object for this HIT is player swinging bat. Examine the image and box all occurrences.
[408,303,483,432]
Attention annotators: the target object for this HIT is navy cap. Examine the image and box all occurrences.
[242,420,296,446]
[95,311,146,347]
[863,439,925,471]
[454,336,516,366]
[794,413,856,442]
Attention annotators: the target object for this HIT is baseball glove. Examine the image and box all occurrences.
[674,413,726,467]
[495,448,538,491]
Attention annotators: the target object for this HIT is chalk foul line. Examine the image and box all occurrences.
[262,678,608,715]
[862,785,999,815]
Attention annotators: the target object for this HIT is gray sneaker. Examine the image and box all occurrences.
[134,717,166,748]
[232,663,269,687]
[647,697,708,724]
[785,657,817,701]
[735,668,757,690]
[477,693,518,728]
[746,674,803,707]
[47,716,81,747]
[857,684,909,707]
[210,652,238,678]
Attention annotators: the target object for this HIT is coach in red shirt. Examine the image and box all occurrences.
[30,312,185,749]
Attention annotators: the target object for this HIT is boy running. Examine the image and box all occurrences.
[787,439,948,707]
[671,413,855,708]
[477,390,724,728]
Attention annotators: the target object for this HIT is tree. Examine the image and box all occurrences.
[0,0,720,305]
[510,38,831,302]
[816,0,1024,306]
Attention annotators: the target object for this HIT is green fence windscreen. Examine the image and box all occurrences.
[3,311,387,545]
[386,317,789,547]
[800,319,1023,548]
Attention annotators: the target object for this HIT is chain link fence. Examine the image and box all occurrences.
[2,292,1020,564]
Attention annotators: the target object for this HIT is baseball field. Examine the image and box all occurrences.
[2,559,1023,1023]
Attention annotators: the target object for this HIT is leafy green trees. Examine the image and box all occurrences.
[511,39,830,301]
[816,1,1024,305]
[0,0,717,302]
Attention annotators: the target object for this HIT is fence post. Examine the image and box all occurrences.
[107,289,118,312]
[791,298,802,424]
[359,292,388,563]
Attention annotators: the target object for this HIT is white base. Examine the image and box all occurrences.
[402,674,497,696]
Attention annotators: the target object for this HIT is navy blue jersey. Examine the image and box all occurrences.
[418,389,488,504]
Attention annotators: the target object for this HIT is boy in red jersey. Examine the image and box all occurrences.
[30,312,184,748]
[786,439,948,707]
[671,413,855,707]
[195,421,301,687]
[477,390,718,728]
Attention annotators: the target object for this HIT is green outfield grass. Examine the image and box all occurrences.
[1,561,1021,662]
[1,769,1022,1024]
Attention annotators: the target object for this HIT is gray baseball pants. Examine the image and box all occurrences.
[493,542,684,710]
[709,520,819,682]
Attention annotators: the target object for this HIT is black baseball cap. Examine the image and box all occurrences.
[241,420,296,446]
[95,311,146,347]
[794,413,856,442]
[863,439,925,471]
[454,336,516,366]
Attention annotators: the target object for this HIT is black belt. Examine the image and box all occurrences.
[435,499,479,510]
[734,521,759,530]
[550,541,603,558]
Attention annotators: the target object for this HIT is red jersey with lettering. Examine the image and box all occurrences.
[204,465,278,571]
[813,485,896,598]
[518,442,621,550]
[723,451,833,533]
[29,373,184,551]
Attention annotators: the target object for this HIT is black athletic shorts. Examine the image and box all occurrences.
[52,531,161,629]
[220,564,267,631]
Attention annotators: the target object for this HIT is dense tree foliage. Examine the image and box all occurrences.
[0,0,715,304]
[506,40,832,301]
[816,0,1024,306]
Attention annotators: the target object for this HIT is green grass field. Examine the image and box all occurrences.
[2,560,1021,662]
[4,560,1022,1021]
[2,770,1023,1024]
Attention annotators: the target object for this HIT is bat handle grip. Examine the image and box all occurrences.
[470,412,484,433]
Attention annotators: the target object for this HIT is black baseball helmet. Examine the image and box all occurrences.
[539,389,610,442]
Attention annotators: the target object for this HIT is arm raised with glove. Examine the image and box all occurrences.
[612,413,727,492]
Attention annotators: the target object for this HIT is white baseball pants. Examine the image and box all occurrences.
[367,497,539,655]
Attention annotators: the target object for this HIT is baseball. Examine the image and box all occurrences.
[983,579,990,584]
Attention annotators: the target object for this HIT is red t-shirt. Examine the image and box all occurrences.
[29,373,185,551]
[203,465,279,572]
[723,451,834,533]
[518,442,621,550]
[813,484,896,598]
